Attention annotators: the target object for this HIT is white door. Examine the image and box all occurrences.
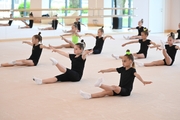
[149,0,164,33]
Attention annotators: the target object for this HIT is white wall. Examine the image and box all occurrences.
[133,0,149,28]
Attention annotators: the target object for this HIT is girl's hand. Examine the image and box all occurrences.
[128,28,131,31]
[110,36,115,40]
[98,70,105,73]
[143,81,152,85]
[85,33,88,35]
[122,43,126,47]
[22,41,26,43]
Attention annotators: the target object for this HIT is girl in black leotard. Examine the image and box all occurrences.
[112,28,156,60]
[0,14,13,26]
[80,50,152,99]
[33,40,89,85]
[123,19,145,40]
[19,12,34,29]
[174,23,180,43]
[38,15,63,30]
[84,26,114,54]
[0,32,49,67]
[136,32,180,67]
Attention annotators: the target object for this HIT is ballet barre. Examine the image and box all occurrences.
[0,8,136,12]
[0,15,137,21]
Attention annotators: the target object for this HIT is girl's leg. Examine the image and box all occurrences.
[143,60,165,67]
[42,77,58,84]
[1,59,34,67]
[161,49,172,65]
[20,26,30,29]
[80,90,113,99]
[61,36,74,48]
[15,59,34,66]
[112,54,123,60]
[49,44,71,49]
[33,77,58,84]
[40,27,54,30]
[133,53,145,59]
[50,58,67,73]
[0,24,9,26]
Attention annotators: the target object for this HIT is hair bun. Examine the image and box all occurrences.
[81,39,84,43]
[126,49,131,55]
[101,26,104,29]
[38,32,41,35]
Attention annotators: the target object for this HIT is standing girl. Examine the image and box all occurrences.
[136,32,180,67]
[19,12,34,29]
[124,19,144,40]
[0,32,49,67]
[33,40,88,84]
[112,28,156,59]
[80,50,152,99]
[85,26,114,54]
[49,24,81,49]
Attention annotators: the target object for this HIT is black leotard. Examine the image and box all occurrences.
[177,30,180,39]
[113,67,136,96]
[52,19,58,30]
[27,44,42,66]
[92,36,104,54]
[55,54,86,82]
[137,39,151,58]
[164,45,178,65]
[136,26,144,36]
[28,20,34,28]
[8,20,13,26]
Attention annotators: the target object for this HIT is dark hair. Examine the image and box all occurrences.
[124,49,135,68]
[169,32,175,39]
[98,26,104,33]
[141,27,149,36]
[33,32,42,42]
[140,19,143,24]
[75,39,86,50]
[29,12,33,17]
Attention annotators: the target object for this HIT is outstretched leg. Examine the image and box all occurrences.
[33,77,58,84]
[129,35,141,40]
[133,53,145,59]
[1,59,34,67]
[61,36,74,48]
[50,58,67,73]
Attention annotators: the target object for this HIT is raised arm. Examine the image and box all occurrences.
[122,40,139,47]
[103,35,115,40]
[75,32,81,38]
[81,50,89,60]
[50,47,69,58]
[22,41,33,46]
[85,33,96,38]
[98,68,117,73]
[134,72,152,85]
[21,20,28,26]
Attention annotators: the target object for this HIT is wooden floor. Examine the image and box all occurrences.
[0,26,180,120]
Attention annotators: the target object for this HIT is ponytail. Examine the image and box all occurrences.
[140,19,144,24]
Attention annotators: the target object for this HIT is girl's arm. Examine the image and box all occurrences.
[61,33,73,36]
[21,20,28,26]
[75,32,82,38]
[50,47,69,58]
[103,35,115,40]
[98,68,117,73]
[22,41,33,46]
[150,41,156,46]
[40,45,50,49]
[85,33,96,38]
[175,45,180,50]
[128,27,136,30]
[122,40,139,47]
[82,50,89,60]
[134,72,152,85]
